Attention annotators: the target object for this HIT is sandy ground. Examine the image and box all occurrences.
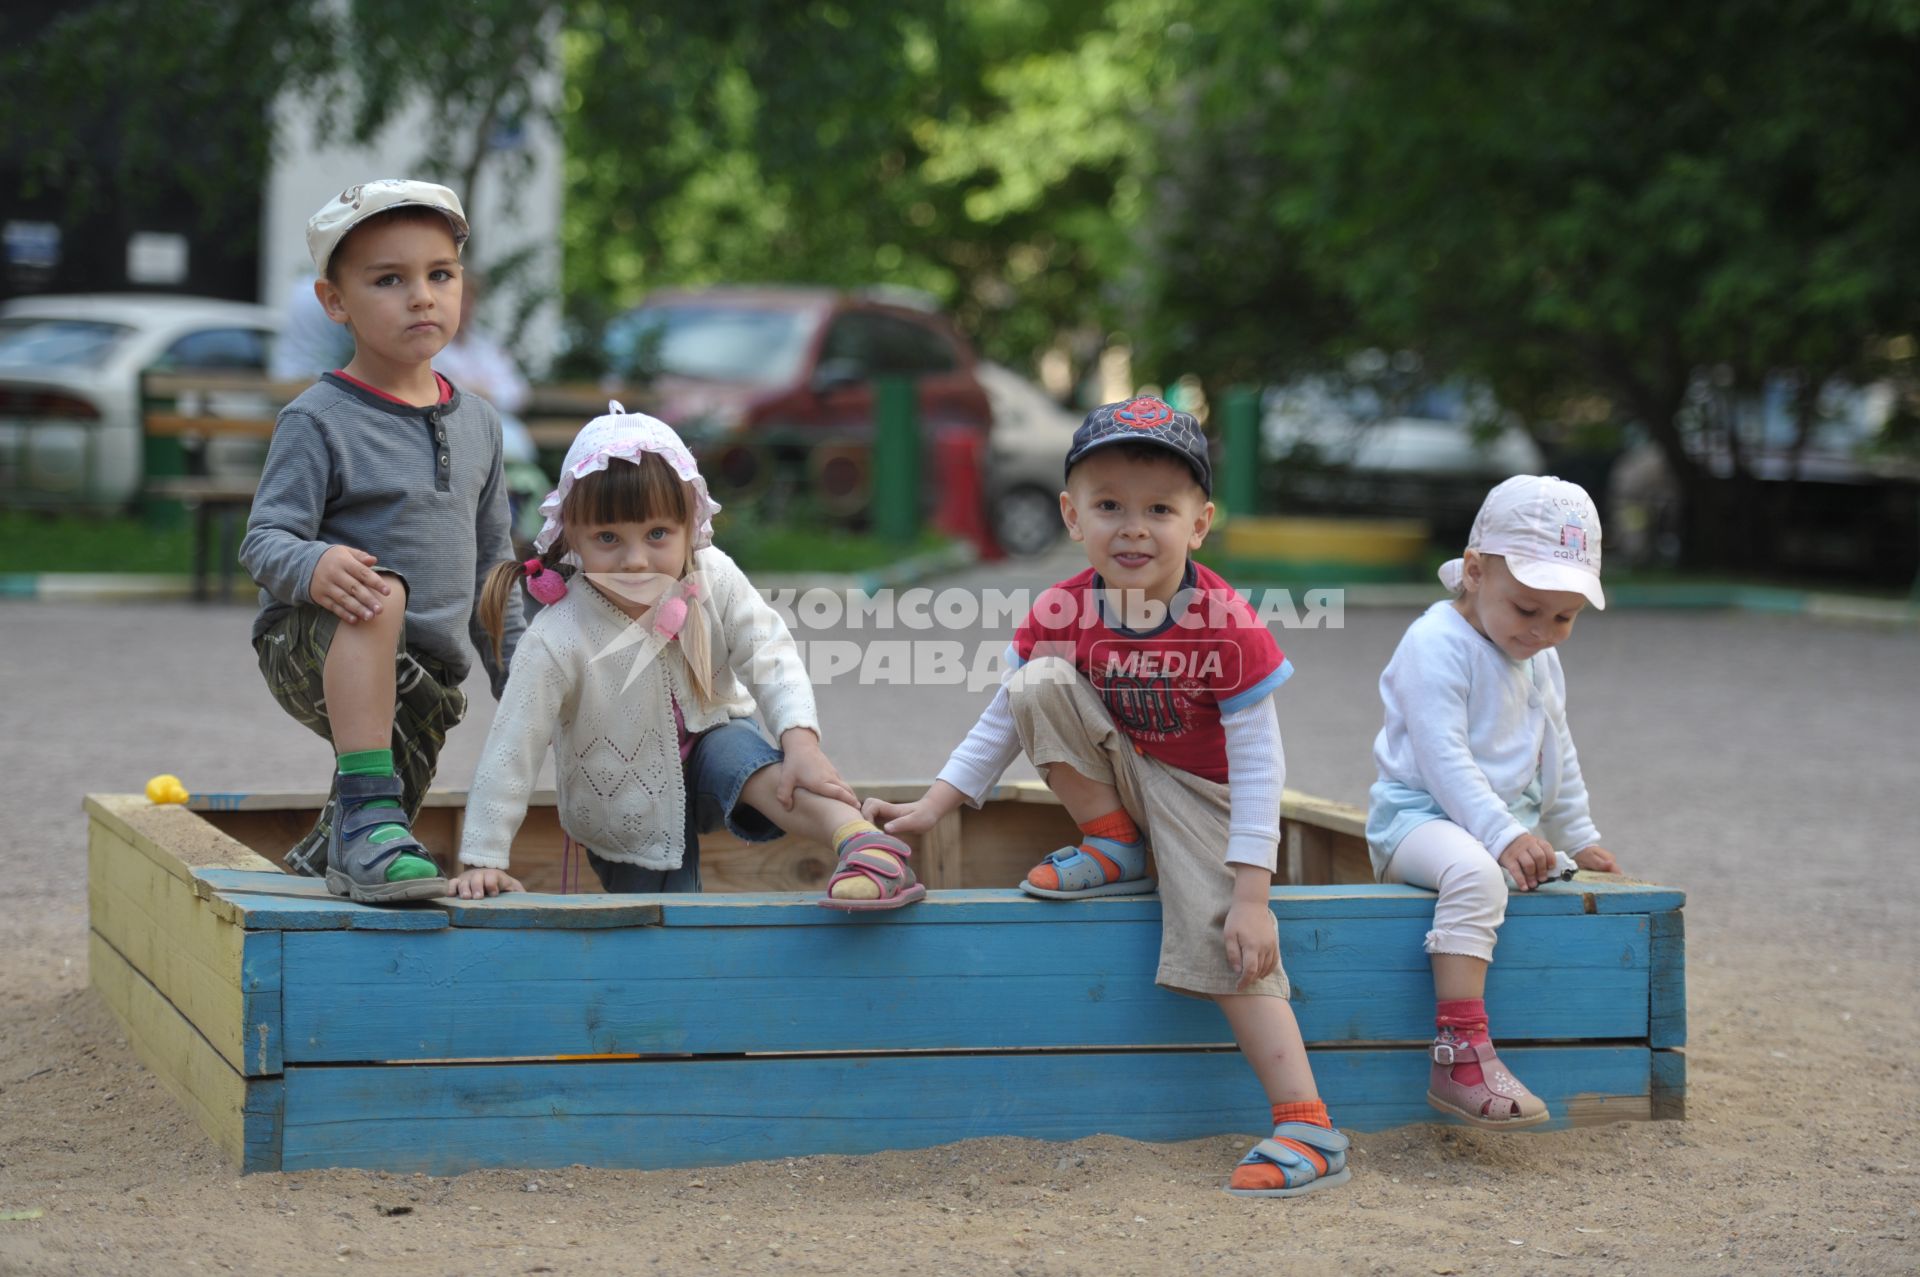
[1,553,1916,1274]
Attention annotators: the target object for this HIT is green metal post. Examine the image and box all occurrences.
[872,377,921,543]
[1222,385,1260,518]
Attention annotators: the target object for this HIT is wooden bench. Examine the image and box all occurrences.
[85,784,1686,1174]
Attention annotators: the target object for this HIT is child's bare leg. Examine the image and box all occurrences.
[737,766,910,902]
[1040,761,1125,823]
[317,582,438,889]
[1216,993,1320,1103]
[738,764,865,846]
[1218,992,1349,1195]
[1432,952,1488,1001]
[321,581,405,749]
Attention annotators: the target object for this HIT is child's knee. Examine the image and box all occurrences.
[1437,853,1509,921]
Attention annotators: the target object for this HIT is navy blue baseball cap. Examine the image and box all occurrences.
[1063,395,1212,495]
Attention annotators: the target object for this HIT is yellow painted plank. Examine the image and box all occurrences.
[1281,789,1367,838]
[86,794,280,884]
[88,823,255,1072]
[89,931,258,1168]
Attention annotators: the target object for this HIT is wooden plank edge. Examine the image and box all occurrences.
[85,795,279,901]
[1648,910,1687,1049]
[1650,1049,1687,1121]
[89,930,283,1171]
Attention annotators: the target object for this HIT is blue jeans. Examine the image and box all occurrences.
[585,719,785,893]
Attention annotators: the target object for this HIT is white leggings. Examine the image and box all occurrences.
[1381,818,1508,962]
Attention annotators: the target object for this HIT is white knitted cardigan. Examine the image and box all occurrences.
[458,545,816,871]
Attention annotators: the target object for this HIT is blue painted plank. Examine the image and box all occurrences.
[280,912,1650,1061]
[436,894,662,930]
[1648,910,1687,1049]
[239,932,282,1076]
[196,871,448,931]
[278,1045,1656,1173]
[648,881,1679,928]
[1650,1048,1686,1120]
[242,1078,284,1173]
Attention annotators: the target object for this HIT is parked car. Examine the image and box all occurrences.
[601,285,992,448]
[0,293,280,507]
[1261,375,1543,539]
[977,361,1078,556]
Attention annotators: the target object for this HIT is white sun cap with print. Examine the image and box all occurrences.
[533,401,721,564]
[1439,474,1606,610]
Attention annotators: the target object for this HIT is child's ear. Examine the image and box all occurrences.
[314,277,350,326]
[1461,549,1484,591]
[1058,489,1084,542]
[1188,499,1216,550]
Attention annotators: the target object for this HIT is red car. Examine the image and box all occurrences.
[601,285,998,549]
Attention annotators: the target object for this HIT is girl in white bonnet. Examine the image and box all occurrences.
[453,404,924,908]
[1367,475,1625,1129]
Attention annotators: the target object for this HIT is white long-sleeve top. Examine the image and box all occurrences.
[936,645,1287,872]
[1368,601,1600,871]
[458,546,816,871]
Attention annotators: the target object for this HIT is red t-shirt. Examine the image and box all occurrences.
[1012,562,1292,782]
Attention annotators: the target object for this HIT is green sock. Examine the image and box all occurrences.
[336,749,438,882]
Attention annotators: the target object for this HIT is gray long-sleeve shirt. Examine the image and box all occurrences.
[239,373,523,695]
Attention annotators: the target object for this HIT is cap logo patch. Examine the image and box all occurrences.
[1116,396,1174,430]
[1560,517,1588,556]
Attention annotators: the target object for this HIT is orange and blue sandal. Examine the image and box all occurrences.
[1224,1121,1352,1198]
[819,830,926,911]
[1020,835,1154,900]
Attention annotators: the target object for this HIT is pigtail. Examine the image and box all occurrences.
[479,541,570,664]
[676,546,718,708]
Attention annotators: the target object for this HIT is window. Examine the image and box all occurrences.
[821,312,958,379]
[158,327,271,371]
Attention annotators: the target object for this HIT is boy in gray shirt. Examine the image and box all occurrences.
[240,179,524,902]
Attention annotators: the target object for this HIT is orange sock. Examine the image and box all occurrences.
[1229,1100,1333,1192]
[1028,809,1144,891]
[1080,809,1141,843]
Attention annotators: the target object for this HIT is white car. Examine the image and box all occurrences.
[979,361,1080,556]
[0,294,281,508]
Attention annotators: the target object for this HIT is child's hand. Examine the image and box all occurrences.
[1498,833,1558,891]
[1223,901,1280,992]
[862,782,965,836]
[1224,864,1279,991]
[450,867,524,899]
[1573,845,1621,874]
[775,729,859,809]
[309,545,392,624]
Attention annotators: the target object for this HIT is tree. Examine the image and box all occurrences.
[1151,0,1920,567]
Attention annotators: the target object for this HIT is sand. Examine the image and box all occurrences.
[1,575,1915,1274]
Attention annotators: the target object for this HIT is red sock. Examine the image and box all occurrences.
[1436,997,1491,1087]
[1229,1100,1333,1190]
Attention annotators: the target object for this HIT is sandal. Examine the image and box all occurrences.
[1425,1031,1550,1128]
[1019,838,1154,900]
[323,772,448,904]
[1223,1121,1352,1198]
[818,831,926,911]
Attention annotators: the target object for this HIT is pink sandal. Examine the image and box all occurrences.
[818,831,926,912]
[1425,1031,1550,1129]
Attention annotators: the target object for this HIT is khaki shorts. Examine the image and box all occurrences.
[1005,656,1288,1000]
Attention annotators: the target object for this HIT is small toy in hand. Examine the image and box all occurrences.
[145,774,189,805]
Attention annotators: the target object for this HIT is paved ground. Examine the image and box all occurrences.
[1,555,1916,1272]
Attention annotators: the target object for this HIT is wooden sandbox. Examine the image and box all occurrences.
[84,784,1685,1174]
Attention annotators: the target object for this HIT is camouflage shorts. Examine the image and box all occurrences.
[254,603,468,876]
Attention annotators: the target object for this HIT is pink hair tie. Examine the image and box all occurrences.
[656,578,700,641]
[524,557,568,605]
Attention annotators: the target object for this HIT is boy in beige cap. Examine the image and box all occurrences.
[239,180,524,902]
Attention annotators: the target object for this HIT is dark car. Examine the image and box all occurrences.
[599,284,997,545]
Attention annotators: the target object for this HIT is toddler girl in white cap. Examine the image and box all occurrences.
[1366,474,1624,1128]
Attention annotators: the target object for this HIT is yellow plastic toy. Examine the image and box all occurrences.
[145,774,189,805]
